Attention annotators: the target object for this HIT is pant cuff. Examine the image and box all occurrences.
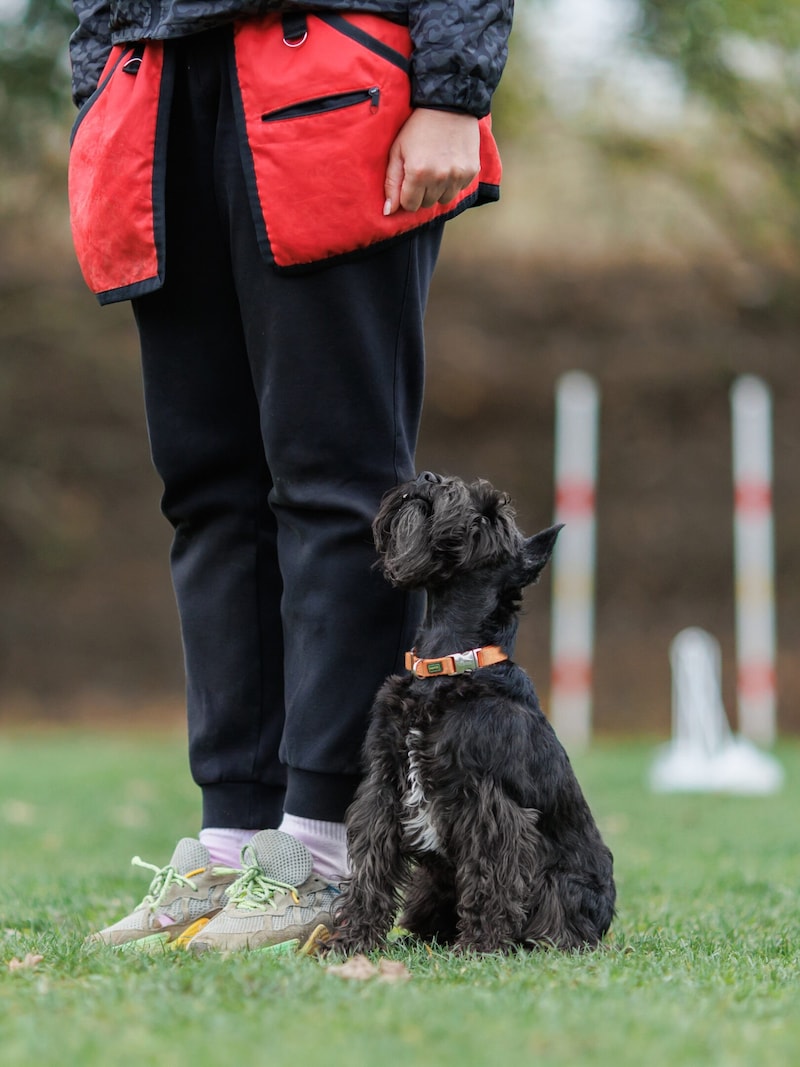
[284,769,362,822]
[201,782,285,830]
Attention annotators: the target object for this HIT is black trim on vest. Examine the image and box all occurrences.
[226,31,276,270]
[97,274,164,305]
[70,47,135,146]
[317,13,411,73]
[148,46,174,302]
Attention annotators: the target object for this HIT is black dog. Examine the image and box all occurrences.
[332,473,615,954]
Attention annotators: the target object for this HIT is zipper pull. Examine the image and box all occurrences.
[368,87,380,111]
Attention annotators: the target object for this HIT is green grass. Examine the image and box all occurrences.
[1,731,798,1066]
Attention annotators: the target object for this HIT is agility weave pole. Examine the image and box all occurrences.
[549,371,599,750]
[731,375,777,747]
[548,371,778,752]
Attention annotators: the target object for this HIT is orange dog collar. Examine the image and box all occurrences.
[405,645,508,679]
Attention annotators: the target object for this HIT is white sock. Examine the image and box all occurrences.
[277,813,350,883]
[198,827,258,868]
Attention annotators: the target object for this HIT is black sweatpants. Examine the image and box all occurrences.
[132,29,442,829]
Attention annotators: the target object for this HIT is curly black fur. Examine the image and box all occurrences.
[332,473,616,955]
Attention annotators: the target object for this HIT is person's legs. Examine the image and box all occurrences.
[178,30,444,953]
[91,26,442,950]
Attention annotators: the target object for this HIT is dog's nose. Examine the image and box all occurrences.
[416,471,441,486]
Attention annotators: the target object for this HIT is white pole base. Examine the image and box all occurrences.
[649,627,783,795]
[649,735,783,795]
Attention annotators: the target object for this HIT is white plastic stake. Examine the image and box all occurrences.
[550,371,599,749]
[731,375,777,746]
[649,627,783,794]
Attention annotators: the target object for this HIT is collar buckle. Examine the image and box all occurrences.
[452,649,481,673]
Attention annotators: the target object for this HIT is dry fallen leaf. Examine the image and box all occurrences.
[327,954,411,982]
[8,953,44,972]
[327,954,378,980]
[377,959,411,983]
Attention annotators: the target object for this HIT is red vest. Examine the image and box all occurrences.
[68,13,502,305]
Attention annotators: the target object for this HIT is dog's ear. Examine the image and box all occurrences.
[372,482,411,558]
[372,482,439,587]
[520,524,563,585]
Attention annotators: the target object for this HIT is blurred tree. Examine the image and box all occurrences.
[636,0,800,221]
[0,0,74,159]
[511,0,800,269]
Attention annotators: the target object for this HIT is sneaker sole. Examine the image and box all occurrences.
[189,922,333,957]
[249,922,332,958]
[105,916,215,953]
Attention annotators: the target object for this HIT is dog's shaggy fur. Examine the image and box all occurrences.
[332,473,616,954]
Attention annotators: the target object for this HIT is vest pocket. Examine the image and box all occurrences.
[68,42,172,303]
[233,13,500,272]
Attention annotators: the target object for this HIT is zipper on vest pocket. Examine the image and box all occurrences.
[262,87,380,122]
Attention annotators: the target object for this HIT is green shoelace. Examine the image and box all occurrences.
[131,856,202,912]
[222,865,300,912]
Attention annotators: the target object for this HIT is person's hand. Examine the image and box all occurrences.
[383,108,480,216]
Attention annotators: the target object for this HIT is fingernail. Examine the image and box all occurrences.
[383,198,392,216]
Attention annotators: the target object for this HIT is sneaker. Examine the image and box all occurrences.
[186,829,340,955]
[85,837,239,950]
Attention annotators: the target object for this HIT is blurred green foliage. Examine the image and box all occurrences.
[637,0,800,90]
[636,1,800,212]
[0,0,75,156]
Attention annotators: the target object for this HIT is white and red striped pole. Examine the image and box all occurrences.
[731,375,777,746]
[550,371,600,749]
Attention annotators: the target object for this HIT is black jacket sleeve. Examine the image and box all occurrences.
[70,0,113,108]
[408,0,514,118]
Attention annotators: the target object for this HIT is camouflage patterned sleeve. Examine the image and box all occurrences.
[407,0,514,117]
[70,0,113,107]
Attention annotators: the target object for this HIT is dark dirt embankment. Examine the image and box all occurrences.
[2,242,798,734]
